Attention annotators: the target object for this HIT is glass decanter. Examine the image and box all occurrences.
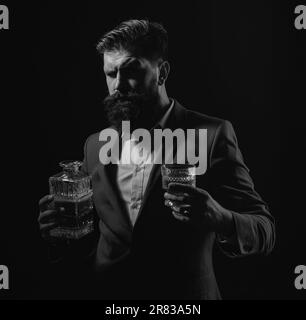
[49,160,94,239]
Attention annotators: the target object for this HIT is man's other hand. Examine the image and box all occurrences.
[164,183,235,237]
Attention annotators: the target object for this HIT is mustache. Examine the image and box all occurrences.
[103,90,160,131]
[103,92,145,124]
[103,91,156,130]
[103,91,149,106]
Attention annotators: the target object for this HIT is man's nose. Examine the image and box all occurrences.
[114,73,128,94]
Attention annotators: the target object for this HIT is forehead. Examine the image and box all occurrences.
[103,50,152,71]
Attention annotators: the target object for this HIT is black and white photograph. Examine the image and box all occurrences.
[0,1,305,305]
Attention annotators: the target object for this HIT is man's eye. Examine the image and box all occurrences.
[122,68,138,78]
[106,72,116,78]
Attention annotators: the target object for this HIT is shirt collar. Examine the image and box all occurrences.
[154,98,174,130]
[121,99,174,139]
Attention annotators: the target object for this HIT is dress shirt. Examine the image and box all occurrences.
[116,99,174,226]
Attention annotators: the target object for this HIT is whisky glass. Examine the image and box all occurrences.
[161,164,196,192]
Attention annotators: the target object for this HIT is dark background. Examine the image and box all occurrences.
[1,1,305,299]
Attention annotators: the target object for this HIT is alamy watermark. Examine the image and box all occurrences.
[99,121,207,175]
[0,5,9,30]
[0,265,9,290]
[294,265,306,290]
[294,5,306,29]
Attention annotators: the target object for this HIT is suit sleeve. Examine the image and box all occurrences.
[209,120,275,257]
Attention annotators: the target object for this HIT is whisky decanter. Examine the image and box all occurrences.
[49,160,94,239]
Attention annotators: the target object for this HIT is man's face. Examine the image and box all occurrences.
[103,50,159,96]
[102,50,162,130]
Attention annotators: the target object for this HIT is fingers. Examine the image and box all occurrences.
[164,192,191,202]
[172,210,190,222]
[40,221,59,233]
[39,195,54,212]
[40,222,61,242]
[38,209,62,224]
[173,203,191,215]
[165,199,176,208]
[165,197,193,223]
[168,183,198,195]
[164,199,191,214]
[167,183,210,201]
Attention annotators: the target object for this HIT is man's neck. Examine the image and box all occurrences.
[158,89,170,109]
[154,91,171,116]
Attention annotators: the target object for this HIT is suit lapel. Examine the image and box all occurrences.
[92,131,133,234]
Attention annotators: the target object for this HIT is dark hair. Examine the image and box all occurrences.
[96,19,168,61]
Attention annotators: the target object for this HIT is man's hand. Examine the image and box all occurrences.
[164,183,235,236]
[38,195,65,243]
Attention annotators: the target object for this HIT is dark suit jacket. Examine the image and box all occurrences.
[60,100,275,300]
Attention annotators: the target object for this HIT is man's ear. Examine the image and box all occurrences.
[158,61,170,85]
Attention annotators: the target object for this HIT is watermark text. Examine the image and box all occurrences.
[99,121,207,175]
[294,265,306,290]
[0,5,9,30]
[0,265,9,290]
[294,5,306,29]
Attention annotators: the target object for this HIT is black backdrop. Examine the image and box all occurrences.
[0,1,305,300]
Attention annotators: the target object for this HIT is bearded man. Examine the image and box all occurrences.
[38,19,275,300]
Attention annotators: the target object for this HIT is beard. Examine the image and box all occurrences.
[103,91,159,132]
